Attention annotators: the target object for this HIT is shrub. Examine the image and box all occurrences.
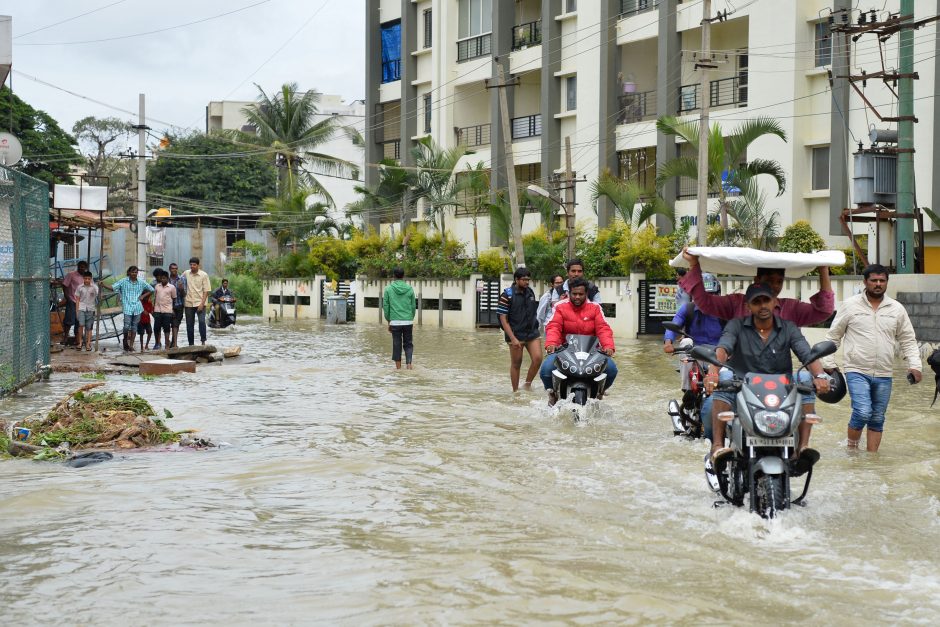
[477,248,509,278]
[615,224,674,279]
[522,226,566,281]
[225,274,262,315]
[832,240,868,275]
[579,224,628,277]
[307,237,358,280]
[779,220,826,253]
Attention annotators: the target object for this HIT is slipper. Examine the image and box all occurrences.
[710,447,733,466]
[790,447,820,477]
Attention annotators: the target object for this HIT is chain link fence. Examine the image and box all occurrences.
[0,166,50,396]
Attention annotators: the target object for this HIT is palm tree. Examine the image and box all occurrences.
[590,168,674,229]
[655,115,787,237]
[260,187,329,253]
[454,162,491,260]
[347,159,413,235]
[410,137,469,234]
[226,82,361,200]
[710,180,781,250]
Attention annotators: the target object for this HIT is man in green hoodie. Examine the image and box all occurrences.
[383,267,417,369]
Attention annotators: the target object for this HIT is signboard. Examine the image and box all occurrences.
[53,184,108,211]
[638,280,679,335]
[653,283,679,315]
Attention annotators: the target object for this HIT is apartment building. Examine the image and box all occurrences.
[205,94,366,215]
[365,0,940,271]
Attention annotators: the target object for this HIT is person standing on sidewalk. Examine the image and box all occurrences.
[182,257,211,346]
[823,264,922,452]
[168,262,187,348]
[382,267,416,369]
[497,267,543,391]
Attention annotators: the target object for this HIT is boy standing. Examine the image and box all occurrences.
[73,271,99,352]
[152,270,177,350]
[138,292,154,352]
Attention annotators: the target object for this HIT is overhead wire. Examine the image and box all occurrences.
[13,0,129,39]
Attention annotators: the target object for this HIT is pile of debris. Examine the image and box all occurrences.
[3,382,212,465]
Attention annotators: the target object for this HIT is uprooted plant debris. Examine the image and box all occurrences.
[4,382,212,463]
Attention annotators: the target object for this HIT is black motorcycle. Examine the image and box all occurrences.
[662,321,710,439]
[691,340,837,519]
[550,334,610,408]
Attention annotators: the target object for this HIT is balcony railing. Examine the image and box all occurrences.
[457,33,492,62]
[678,76,748,113]
[380,139,401,161]
[676,176,742,200]
[511,114,542,140]
[456,123,491,147]
[618,89,657,124]
[512,20,542,51]
[381,59,401,83]
[619,0,658,18]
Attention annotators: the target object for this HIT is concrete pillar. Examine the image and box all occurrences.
[656,0,681,233]
[829,0,852,236]
[489,0,516,245]
[364,0,383,232]
[540,0,563,184]
[596,0,619,229]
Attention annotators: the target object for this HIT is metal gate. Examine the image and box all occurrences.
[475,279,501,327]
[0,167,51,396]
[638,279,680,335]
[320,279,356,321]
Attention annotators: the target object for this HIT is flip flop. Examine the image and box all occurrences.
[790,447,820,477]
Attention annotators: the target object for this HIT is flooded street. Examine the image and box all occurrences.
[1,319,939,624]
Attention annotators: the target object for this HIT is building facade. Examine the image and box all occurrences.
[364,0,940,272]
[206,94,366,217]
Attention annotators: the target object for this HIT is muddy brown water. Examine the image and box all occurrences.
[1,319,939,624]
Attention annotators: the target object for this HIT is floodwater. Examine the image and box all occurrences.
[1,319,939,625]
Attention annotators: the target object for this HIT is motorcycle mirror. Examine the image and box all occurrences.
[805,340,838,364]
[690,345,723,369]
[661,321,685,336]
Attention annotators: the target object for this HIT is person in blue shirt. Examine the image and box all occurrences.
[663,272,724,439]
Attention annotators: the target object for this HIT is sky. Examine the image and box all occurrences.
[2,0,366,142]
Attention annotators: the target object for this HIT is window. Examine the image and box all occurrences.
[381,20,402,83]
[458,0,492,39]
[423,9,432,49]
[226,230,246,248]
[815,21,832,67]
[617,147,656,197]
[566,76,577,111]
[423,93,432,134]
[812,146,830,190]
[566,0,577,12]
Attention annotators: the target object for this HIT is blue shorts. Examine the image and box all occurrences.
[122,312,141,332]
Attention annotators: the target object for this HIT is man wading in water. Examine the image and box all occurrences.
[496,267,543,391]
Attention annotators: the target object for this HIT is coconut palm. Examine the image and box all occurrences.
[708,180,781,250]
[655,115,787,239]
[347,159,414,235]
[226,82,361,200]
[410,137,469,234]
[590,168,674,229]
[454,162,491,259]
[260,187,329,253]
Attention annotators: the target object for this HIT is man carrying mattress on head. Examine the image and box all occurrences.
[680,247,836,473]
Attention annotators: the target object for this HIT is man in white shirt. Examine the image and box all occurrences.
[182,256,212,346]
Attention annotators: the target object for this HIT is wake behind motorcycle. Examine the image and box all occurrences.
[550,334,609,410]
[691,340,837,519]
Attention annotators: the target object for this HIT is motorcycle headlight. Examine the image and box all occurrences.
[753,410,790,437]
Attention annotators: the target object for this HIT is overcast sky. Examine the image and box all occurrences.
[2,0,365,143]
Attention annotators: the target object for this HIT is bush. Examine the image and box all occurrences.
[579,224,627,277]
[478,248,509,278]
[832,240,868,275]
[615,224,674,279]
[779,220,826,253]
[225,274,262,315]
[307,236,358,280]
[522,226,566,281]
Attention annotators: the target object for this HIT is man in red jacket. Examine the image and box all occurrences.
[540,278,617,405]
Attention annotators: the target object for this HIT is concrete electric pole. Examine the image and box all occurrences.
[563,136,576,261]
[134,93,150,272]
[695,0,713,245]
[487,63,525,268]
[895,0,915,274]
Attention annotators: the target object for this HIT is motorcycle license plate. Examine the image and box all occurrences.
[746,436,794,448]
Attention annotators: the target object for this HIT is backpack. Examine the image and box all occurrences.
[927,348,940,407]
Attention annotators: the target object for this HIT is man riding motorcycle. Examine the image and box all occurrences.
[540,278,617,406]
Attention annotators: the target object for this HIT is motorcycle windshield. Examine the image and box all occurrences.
[564,334,599,353]
[744,373,794,407]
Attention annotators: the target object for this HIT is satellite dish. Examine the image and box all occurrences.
[0,132,23,166]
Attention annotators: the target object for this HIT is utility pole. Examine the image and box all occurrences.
[895,0,915,274]
[487,63,525,268]
[695,0,713,245]
[563,136,576,261]
[134,93,150,272]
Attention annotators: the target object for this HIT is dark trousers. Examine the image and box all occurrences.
[391,324,414,364]
[185,306,207,345]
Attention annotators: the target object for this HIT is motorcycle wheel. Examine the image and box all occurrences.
[572,388,588,406]
[756,474,787,519]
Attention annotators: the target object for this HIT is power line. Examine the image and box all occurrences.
[13,0,129,39]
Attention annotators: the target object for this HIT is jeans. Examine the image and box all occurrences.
[185,307,207,345]
[846,372,893,432]
[700,393,714,440]
[539,353,618,390]
[391,324,413,363]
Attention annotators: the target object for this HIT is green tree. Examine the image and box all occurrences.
[0,85,82,185]
[260,187,329,253]
[411,137,469,234]
[710,181,781,250]
[778,219,826,253]
[72,116,135,214]
[655,115,787,239]
[148,132,276,208]
[228,82,360,198]
[590,168,674,229]
[348,159,413,235]
[454,162,490,259]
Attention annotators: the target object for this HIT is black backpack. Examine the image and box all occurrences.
[927,348,940,407]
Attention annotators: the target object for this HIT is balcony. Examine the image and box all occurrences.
[618,89,657,124]
[455,123,491,148]
[511,114,541,140]
[619,0,658,18]
[457,33,491,62]
[512,20,541,51]
[678,76,748,113]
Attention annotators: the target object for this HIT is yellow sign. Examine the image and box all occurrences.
[653,284,678,314]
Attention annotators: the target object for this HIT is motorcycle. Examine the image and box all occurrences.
[691,340,837,519]
[208,297,237,329]
[550,334,610,411]
[662,321,710,439]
